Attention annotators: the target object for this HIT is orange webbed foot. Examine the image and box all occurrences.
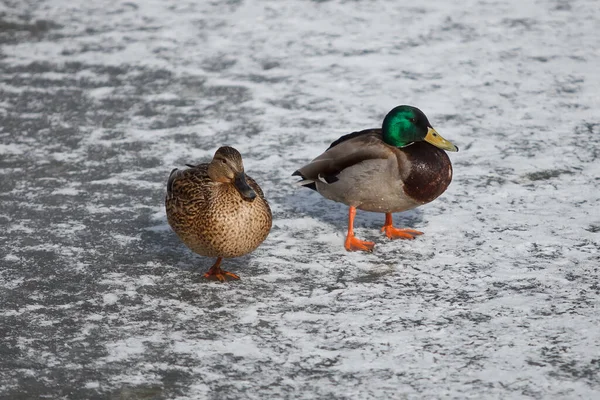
[344,235,375,252]
[381,226,423,240]
[203,258,240,282]
[381,213,423,240]
[204,267,240,282]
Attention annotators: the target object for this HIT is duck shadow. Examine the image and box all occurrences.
[140,214,260,281]
[137,181,424,279]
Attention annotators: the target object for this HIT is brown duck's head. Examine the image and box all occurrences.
[208,146,256,201]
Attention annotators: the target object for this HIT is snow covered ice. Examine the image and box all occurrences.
[0,0,599,398]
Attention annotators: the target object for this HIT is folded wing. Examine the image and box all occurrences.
[293,129,393,188]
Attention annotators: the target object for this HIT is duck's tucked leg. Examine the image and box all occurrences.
[381,213,423,240]
[344,206,375,252]
[203,257,240,281]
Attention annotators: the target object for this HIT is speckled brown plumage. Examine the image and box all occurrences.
[165,146,272,279]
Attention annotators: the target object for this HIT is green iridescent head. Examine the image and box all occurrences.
[381,105,458,151]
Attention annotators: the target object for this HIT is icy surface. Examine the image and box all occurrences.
[1,0,599,398]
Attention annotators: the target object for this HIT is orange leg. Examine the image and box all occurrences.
[203,257,240,282]
[344,206,375,252]
[381,213,423,240]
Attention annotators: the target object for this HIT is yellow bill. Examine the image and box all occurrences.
[424,127,459,152]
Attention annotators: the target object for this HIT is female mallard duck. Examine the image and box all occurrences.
[166,146,272,281]
[293,105,458,252]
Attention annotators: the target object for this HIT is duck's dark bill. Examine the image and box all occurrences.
[425,127,459,152]
[234,173,257,201]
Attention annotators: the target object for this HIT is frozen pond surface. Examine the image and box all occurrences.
[1,0,599,398]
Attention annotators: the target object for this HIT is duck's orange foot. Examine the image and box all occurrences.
[381,226,423,240]
[203,266,240,282]
[344,235,375,252]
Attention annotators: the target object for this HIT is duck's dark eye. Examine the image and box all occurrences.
[409,118,416,123]
[221,159,227,164]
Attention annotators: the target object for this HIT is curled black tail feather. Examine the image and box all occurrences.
[292,170,317,191]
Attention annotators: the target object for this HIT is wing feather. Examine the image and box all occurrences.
[294,129,393,183]
[166,164,210,204]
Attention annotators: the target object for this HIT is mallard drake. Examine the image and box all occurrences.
[166,146,272,281]
[293,105,458,252]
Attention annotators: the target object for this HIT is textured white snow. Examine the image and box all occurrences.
[0,0,599,399]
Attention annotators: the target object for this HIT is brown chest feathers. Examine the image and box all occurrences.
[401,142,453,204]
